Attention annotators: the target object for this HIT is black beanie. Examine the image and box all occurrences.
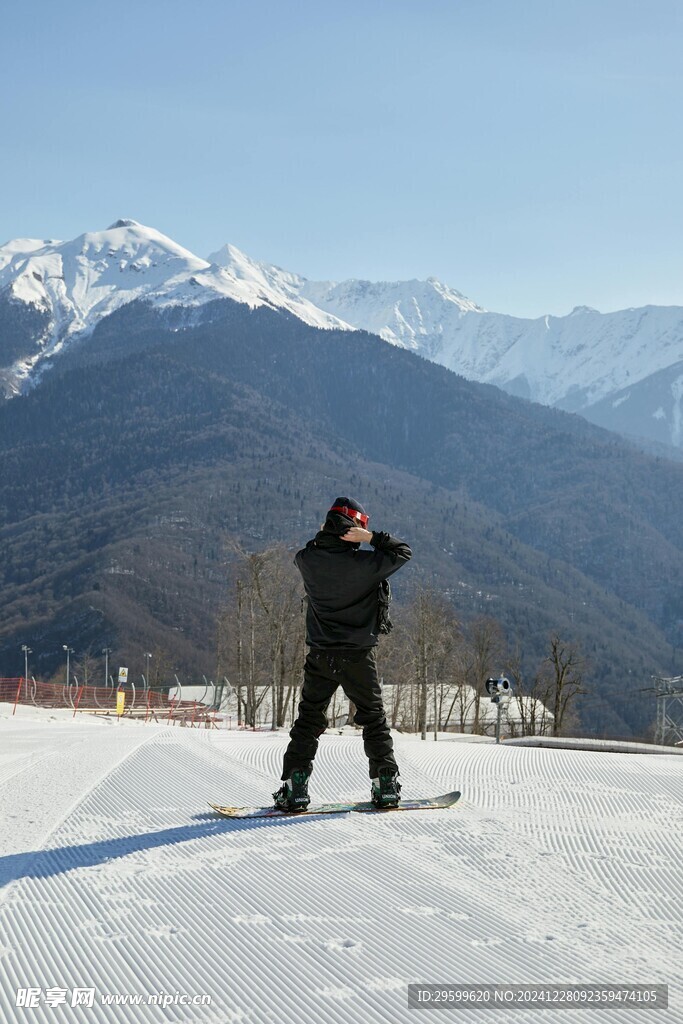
[329,496,367,518]
[322,496,368,537]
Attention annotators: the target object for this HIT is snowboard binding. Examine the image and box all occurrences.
[273,768,310,812]
[371,766,401,809]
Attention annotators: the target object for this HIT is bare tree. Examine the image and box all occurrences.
[74,649,98,689]
[504,648,553,737]
[148,645,174,690]
[443,673,478,734]
[400,587,461,740]
[217,542,305,730]
[545,634,586,736]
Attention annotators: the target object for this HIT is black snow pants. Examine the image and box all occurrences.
[281,648,398,780]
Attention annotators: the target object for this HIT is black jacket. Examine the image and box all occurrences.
[295,529,412,649]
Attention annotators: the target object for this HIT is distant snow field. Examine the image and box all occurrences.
[0,704,681,1023]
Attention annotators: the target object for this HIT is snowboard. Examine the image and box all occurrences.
[209,790,461,820]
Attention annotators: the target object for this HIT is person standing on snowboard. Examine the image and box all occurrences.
[274,497,412,812]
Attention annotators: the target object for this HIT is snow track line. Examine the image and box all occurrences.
[0,730,158,896]
[28,731,160,850]
[0,748,55,787]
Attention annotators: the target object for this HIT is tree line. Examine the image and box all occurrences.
[216,543,586,737]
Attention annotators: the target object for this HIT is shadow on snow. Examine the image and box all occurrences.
[0,812,321,889]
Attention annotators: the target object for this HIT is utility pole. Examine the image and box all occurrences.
[21,644,32,683]
[63,645,74,686]
[102,647,112,688]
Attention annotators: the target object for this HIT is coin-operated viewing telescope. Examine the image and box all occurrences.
[485,676,513,742]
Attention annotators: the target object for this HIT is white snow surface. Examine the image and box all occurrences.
[0,704,680,1023]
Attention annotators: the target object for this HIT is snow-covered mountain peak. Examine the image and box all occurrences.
[0,220,210,329]
[208,242,306,290]
[0,237,58,273]
[107,218,143,229]
[209,242,252,267]
[206,242,350,331]
[569,305,600,316]
[295,274,486,355]
[423,275,486,312]
[73,220,204,267]
[0,222,356,394]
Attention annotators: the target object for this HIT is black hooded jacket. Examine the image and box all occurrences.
[294,518,412,650]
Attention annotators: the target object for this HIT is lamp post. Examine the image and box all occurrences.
[102,647,112,688]
[63,645,74,686]
[144,652,152,690]
[21,644,32,682]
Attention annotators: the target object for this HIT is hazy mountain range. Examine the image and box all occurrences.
[2,219,683,451]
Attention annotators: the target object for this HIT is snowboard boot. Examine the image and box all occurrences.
[273,768,310,812]
[371,766,401,809]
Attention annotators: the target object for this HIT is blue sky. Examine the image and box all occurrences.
[2,0,682,317]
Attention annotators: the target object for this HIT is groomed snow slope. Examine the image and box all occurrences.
[0,706,680,1023]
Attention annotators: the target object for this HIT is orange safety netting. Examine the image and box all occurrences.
[0,677,219,727]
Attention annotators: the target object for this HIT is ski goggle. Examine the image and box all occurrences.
[329,505,369,528]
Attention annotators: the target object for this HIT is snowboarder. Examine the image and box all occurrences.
[274,497,412,812]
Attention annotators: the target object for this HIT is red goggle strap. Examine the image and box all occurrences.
[329,505,369,528]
